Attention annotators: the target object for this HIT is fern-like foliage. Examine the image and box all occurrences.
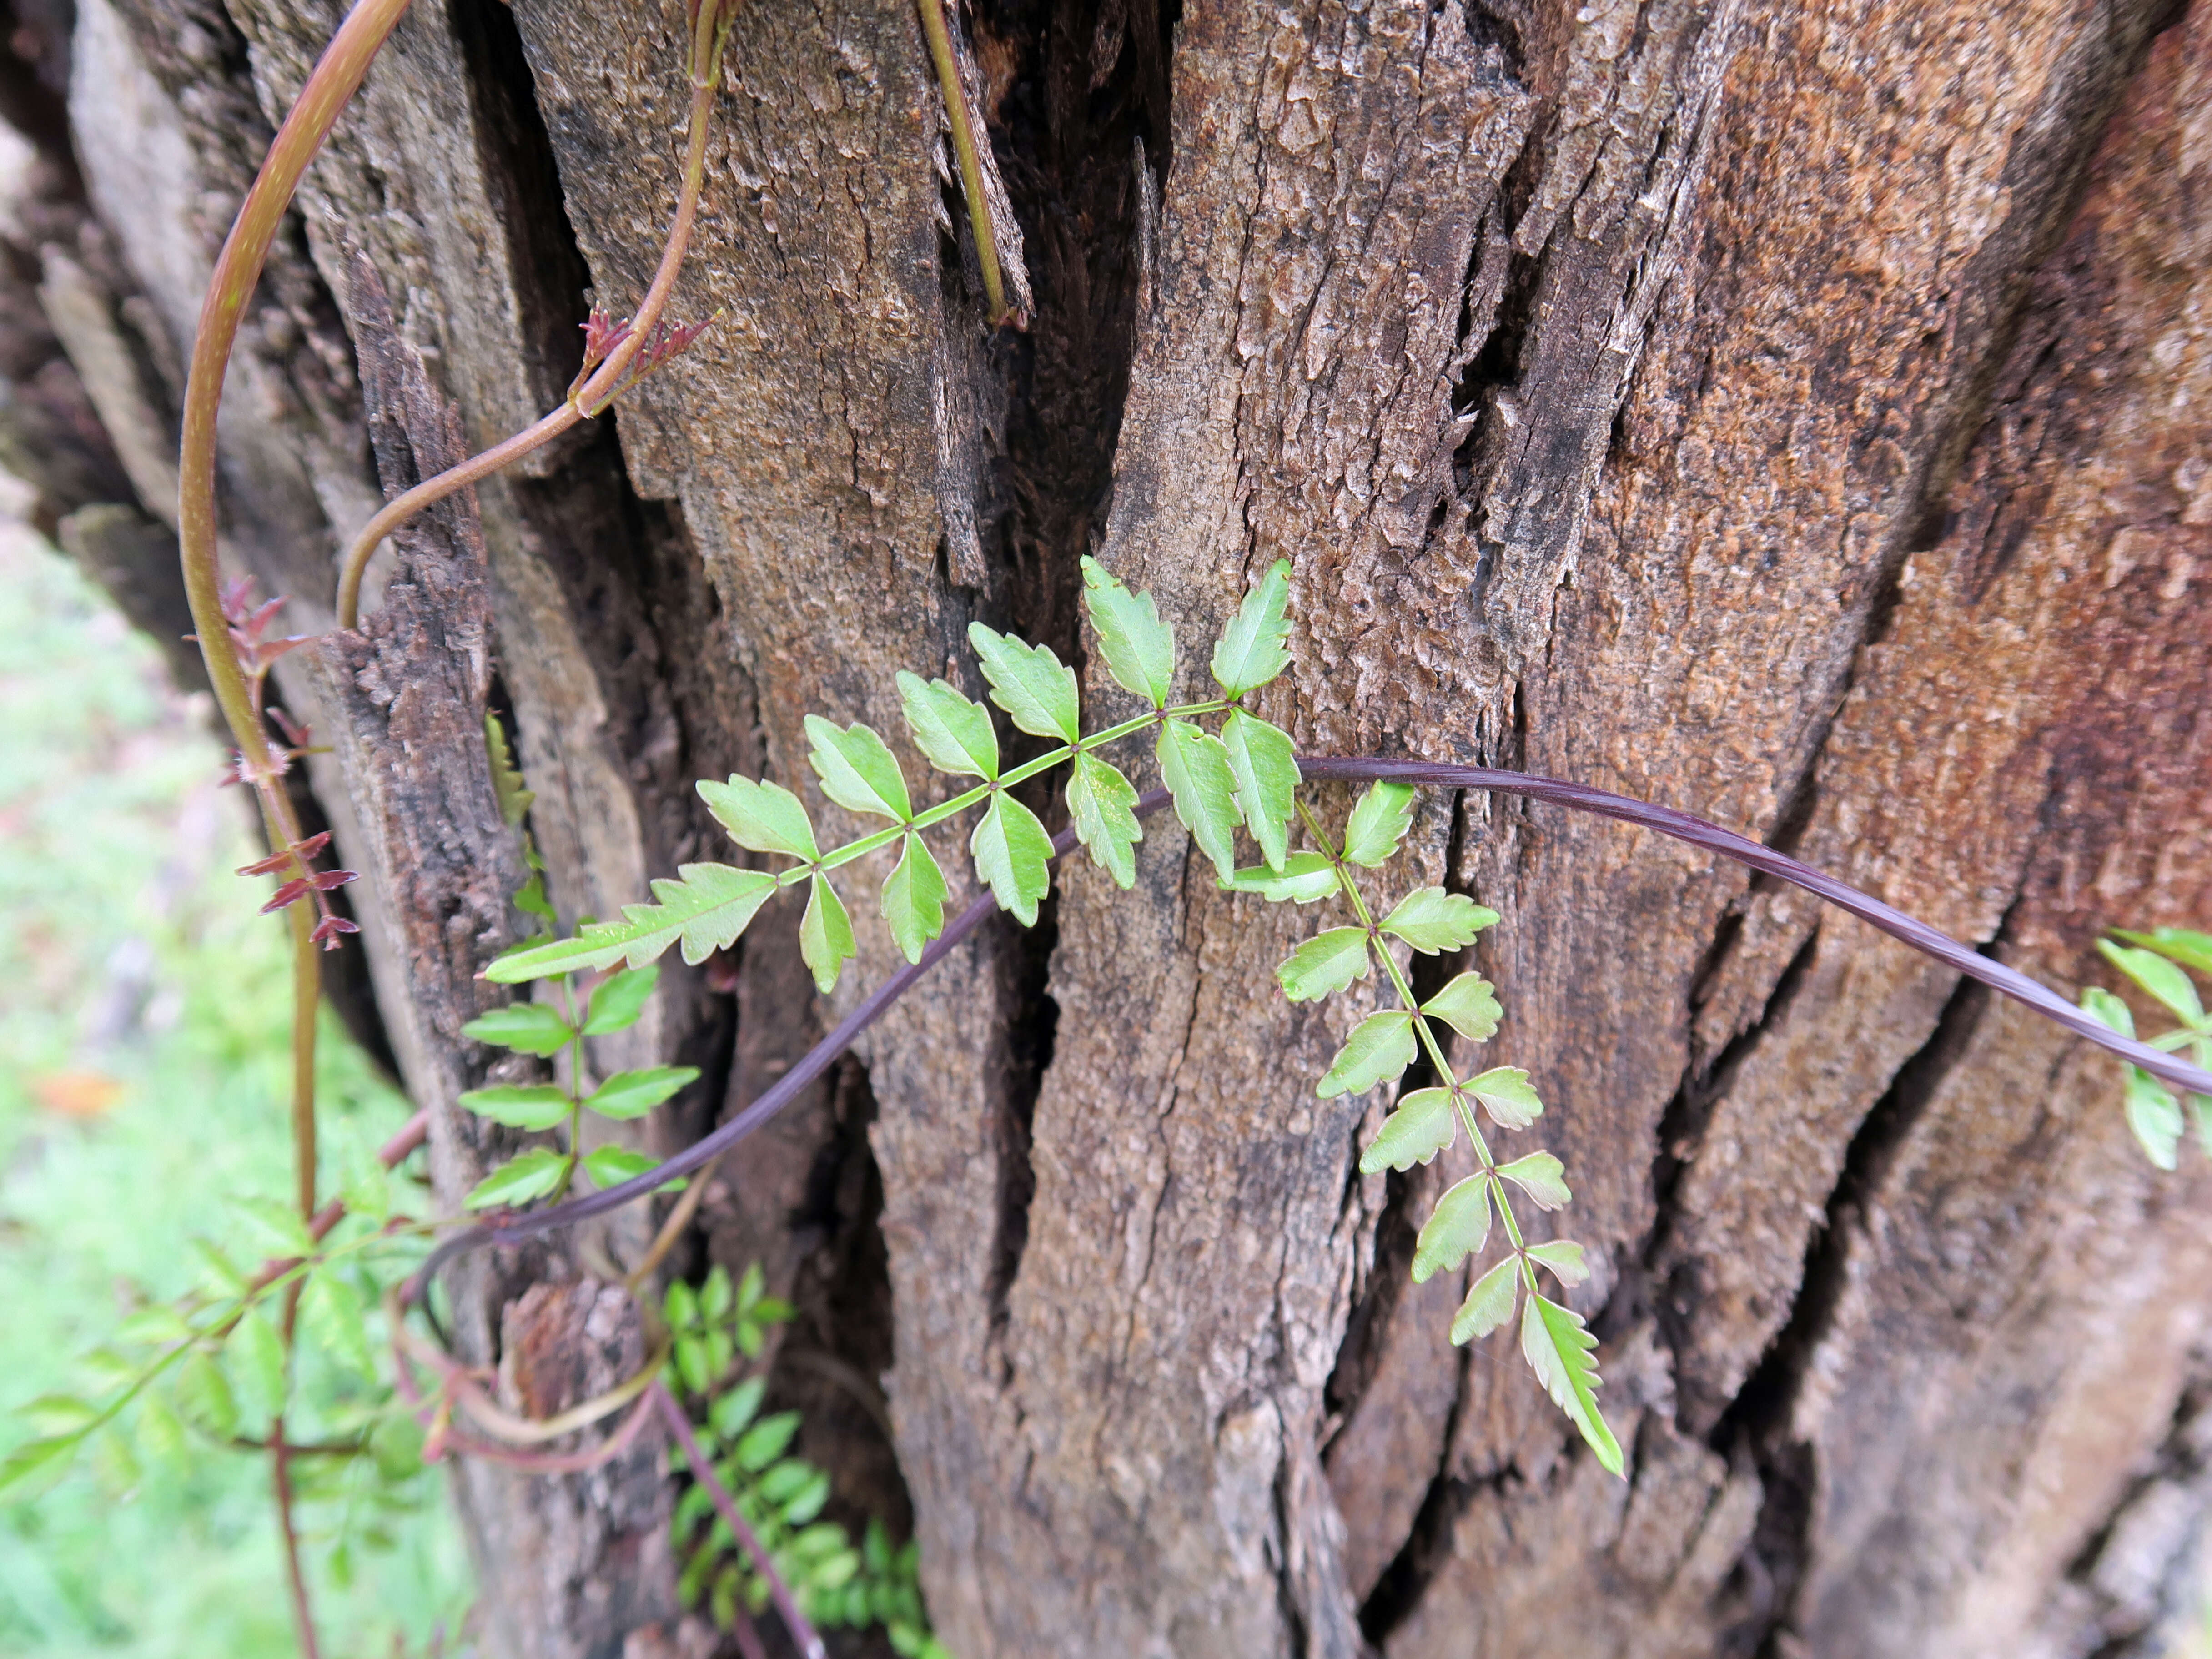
[2083,929,2212,1169]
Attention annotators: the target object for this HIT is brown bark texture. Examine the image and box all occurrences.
[5,0,2209,1652]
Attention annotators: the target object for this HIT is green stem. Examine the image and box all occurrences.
[914,0,1010,324]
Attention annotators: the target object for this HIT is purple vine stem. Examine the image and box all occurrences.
[652,1382,824,1659]
[419,762,2212,1291]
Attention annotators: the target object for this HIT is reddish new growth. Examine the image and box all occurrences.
[201,579,362,949]
[568,307,718,416]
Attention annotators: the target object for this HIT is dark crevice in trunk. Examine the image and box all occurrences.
[1357,1445,1507,1647]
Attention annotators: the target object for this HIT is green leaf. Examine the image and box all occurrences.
[800,873,857,994]
[1412,1176,1490,1284]
[485,711,534,828]
[970,795,1053,926]
[758,1457,815,1503]
[710,1376,767,1440]
[783,1470,832,1525]
[2116,928,2212,977]
[465,1147,570,1210]
[1526,1240,1590,1288]
[2082,985,2137,1040]
[458,1085,573,1131]
[586,1066,700,1120]
[20,1395,99,1436]
[232,1196,316,1262]
[1342,781,1417,868]
[1423,973,1501,1043]
[368,1415,425,1481]
[1498,1150,1570,1211]
[698,775,819,861]
[114,1306,194,1347]
[485,864,779,980]
[665,1280,700,1331]
[225,1307,287,1421]
[1468,1067,1543,1131]
[1359,1086,1455,1172]
[736,1411,802,1472]
[1208,558,1293,698]
[136,1390,188,1471]
[882,833,949,964]
[174,1349,236,1437]
[1079,556,1175,708]
[2100,940,2206,1028]
[896,671,999,779]
[190,1239,248,1297]
[804,715,912,821]
[1277,927,1372,1003]
[0,1436,81,1500]
[738,1261,764,1312]
[968,623,1081,744]
[1067,753,1142,889]
[1221,852,1337,904]
[1220,710,1297,872]
[462,1001,573,1056]
[1451,1257,1518,1344]
[1521,1294,1624,1478]
[674,1337,710,1397]
[583,966,659,1035]
[1317,1010,1417,1099]
[1380,887,1498,953]
[699,1264,733,1319]
[582,1146,674,1191]
[300,1271,373,1376]
[2127,1068,2183,1171]
[1156,719,1240,881]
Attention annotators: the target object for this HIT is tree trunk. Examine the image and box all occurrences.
[6,0,2210,1651]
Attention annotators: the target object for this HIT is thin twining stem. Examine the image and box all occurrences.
[914,0,1010,324]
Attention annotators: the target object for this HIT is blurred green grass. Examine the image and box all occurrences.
[0,518,472,1655]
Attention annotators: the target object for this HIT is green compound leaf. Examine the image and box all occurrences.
[2115,928,2212,977]
[1317,1010,1417,1099]
[586,1066,700,1120]
[1359,1086,1455,1173]
[1277,927,1372,1003]
[1381,887,1500,953]
[1209,558,1293,698]
[1498,1150,1570,1211]
[1221,709,1297,872]
[968,623,1081,744]
[1067,753,1142,889]
[804,715,911,822]
[1468,1066,1544,1131]
[1342,781,1417,868]
[1423,972,1502,1042]
[896,671,999,779]
[698,775,818,862]
[1452,1256,1519,1344]
[486,865,779,981]
[1521,1293,1624,1478]
[1412,1176,1491,1284]
[1157,718,1240,881]
[1526,1240,1591,1288]
[800,872,857,994]
[882,833,949,964]
[583,965,659,1036]
[2099,939,2206,1028]
[300,1271,372,1377]
[225,1306,287,1421]
[2127,1068,2183,1171]
[457,1084,572,1132]
[485,710,534,828]
[970,794,1053,926]
[582,1146,676,1191]
[1080,556,1175,708]
[1222,852,1338,904]
[465,1146,569,1210]
[462,1001,573,1056]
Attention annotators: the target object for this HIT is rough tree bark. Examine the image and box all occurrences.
[4,0,2208,1653]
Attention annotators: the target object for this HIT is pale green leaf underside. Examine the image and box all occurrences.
[882,833,949,964]
[1452,1256,1518,1343]
[2100,939,2206,1027]
[969,623,1081,744]
[226,1307,287,1420]
[485,710,534,828]
[1080,555,1175,708]
[2115,927,2212,976]
[1342,781,1417,868]
[487,863,779,981]
[458,1084,571,1131]
[1468,1066,1544,1131]
[1381,887,1499,953]
[300,1272,372,1376]
[1318,1010,1416,1099]
[896,670,999,779]
[582,1147,674,1191]
[699,774,818,861]
[1158,718,1240,880]
[804,715,910,821]
[1222,853,1337,904]
[1526,1239,1590,1287]
[1412,1175,1490,1284]
[2127,1068,2183,1170]
[1209,558,1293,698]
[461,1002,572,1056]
[2082,985,2136,1040]
[970,794,1053,926]
[1221,709,1297,873]
[1521,1293,1624,1477]
[1068,753,1142,889]
[587,1065,700,1120]
[1498,1149,1570,1210]
[1360,1086,1454,1173]
[1423,972,1502,1042]
[1278,927,1372,1003]
[800,872,857,994]
[466,1147,568,1210]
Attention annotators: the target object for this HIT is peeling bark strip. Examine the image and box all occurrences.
[20,0,2212,1651]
